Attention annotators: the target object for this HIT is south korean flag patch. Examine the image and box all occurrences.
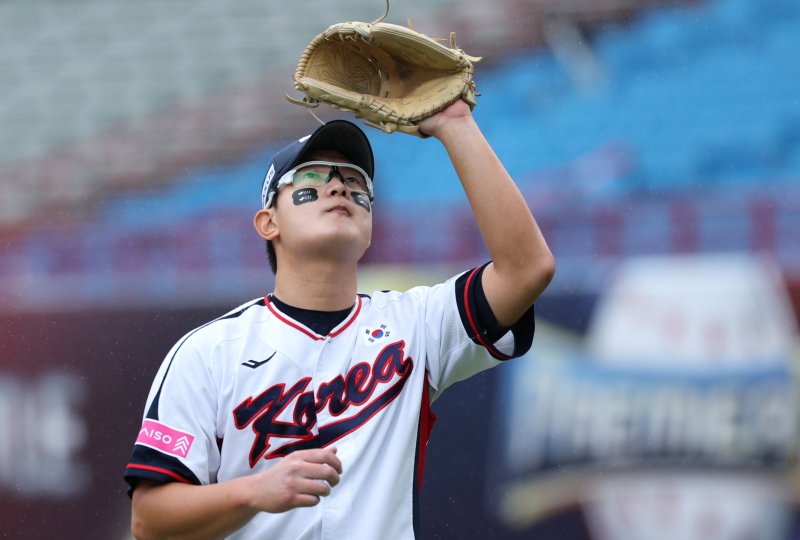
[364,324,390,344]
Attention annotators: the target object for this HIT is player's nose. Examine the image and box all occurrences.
[324,174,350,198]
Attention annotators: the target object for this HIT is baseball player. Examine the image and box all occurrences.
[125,100,555,539]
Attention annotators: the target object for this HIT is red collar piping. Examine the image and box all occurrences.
[264,295,363,341]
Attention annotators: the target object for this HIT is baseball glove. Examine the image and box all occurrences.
[286,20,481,137]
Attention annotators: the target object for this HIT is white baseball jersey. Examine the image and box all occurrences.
[125,264,535,539]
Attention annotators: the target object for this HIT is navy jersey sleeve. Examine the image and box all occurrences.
[422,263,536,399]
[454,262,536,360]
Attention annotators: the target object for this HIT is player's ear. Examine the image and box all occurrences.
[253,208,279,241]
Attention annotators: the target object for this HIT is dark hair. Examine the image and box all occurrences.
[266,239,277,274]
[265,194,278,274]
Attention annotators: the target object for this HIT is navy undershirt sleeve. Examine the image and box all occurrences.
[454,263,536,360]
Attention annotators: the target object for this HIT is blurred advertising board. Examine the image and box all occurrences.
[0,307,221,539]
[491,254,799,540]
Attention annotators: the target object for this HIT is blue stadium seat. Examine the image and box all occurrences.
[97,0,800,226]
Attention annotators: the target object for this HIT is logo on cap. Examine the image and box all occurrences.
[261,163,276,208]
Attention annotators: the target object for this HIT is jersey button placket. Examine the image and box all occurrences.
[321,496,347,539]
[316,336,339,540]
[311,336,332,430]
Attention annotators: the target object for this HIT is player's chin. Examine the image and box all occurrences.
[342,234,372,257]
[312,230,371,259]
[326,218,372,243]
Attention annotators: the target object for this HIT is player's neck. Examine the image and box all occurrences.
[272,260,358,312]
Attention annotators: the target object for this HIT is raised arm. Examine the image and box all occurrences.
[131,448,341,540]
[418,101,555,327]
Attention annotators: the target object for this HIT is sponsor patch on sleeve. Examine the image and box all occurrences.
[135,419,195,459]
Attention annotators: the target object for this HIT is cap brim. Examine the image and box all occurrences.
[295,120,374,179]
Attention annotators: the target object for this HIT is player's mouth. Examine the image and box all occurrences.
[327,204,351,216]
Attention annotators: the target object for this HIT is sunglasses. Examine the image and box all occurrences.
[265,161,374,208]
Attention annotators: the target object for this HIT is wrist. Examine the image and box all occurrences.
[433,114,478,145]
[234,473,262,513]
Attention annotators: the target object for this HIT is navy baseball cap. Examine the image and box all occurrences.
[261,120,374,208]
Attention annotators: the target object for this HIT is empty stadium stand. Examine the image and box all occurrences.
[1,0,798,310]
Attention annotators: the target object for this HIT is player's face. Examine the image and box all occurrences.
[274,161,373,205]
[269,150,373,264]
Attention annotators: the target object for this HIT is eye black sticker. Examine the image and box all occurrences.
[292,188,318,206]
[352,192,371,213]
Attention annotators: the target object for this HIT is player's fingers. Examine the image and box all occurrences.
[290,493,322,508]
[300,448,343,474]
[305,462,341,487]
[295,477,333,498]
[326,451,343,475]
